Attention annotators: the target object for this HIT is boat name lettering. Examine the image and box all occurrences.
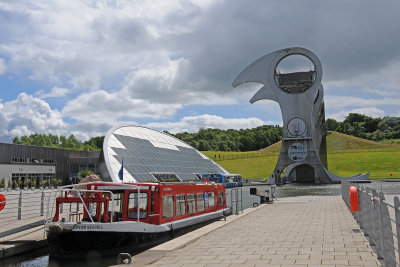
[74,224,103,230]
[164,188,172,191]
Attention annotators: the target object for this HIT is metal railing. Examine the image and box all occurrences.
[0,183,147,238]
[342,180,399,267]
[0,189,60,237]
[44,183,143,225]
[211,147,400,162]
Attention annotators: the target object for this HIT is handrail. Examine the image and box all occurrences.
[45,183,144,224]
[341,180,399,267]
[77,192,94,223]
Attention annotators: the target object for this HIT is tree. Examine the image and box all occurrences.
[84,136,104,150]
[12,136,21,144]
[326,118,339,131]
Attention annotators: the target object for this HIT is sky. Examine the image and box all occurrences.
[0,0,400,143]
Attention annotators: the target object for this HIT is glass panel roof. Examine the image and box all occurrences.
[105,126,228,182]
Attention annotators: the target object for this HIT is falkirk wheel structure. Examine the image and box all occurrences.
[232,47,370,184]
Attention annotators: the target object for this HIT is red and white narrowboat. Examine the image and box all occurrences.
[45,181,228,259]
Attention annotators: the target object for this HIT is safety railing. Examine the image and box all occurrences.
[0,189,60,237]
[342,180,399,267]
[44,182,143,225]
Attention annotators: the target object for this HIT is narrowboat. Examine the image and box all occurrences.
[45,181,228,259]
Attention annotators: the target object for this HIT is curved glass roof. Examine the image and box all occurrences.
[102,125,228,183]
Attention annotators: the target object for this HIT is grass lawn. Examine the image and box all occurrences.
[201,132,400,179]
[327,150,400,179]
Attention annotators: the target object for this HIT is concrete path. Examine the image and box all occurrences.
[137,195,381,267]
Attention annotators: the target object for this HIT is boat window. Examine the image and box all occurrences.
[187,194,195,214]
[218,192,224,205]
[208,192,215,207]
[176,195,186,216]
[162,195,174,218]
[197,193,204,212]
[128,192,148,219]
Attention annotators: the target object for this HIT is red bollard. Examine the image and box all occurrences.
[349,186,359,212]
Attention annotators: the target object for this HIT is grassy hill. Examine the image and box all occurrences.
[202,131,400,179]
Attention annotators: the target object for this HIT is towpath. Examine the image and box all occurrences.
[131,195,381,266]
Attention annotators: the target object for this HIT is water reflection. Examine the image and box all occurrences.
[1,250,127,267]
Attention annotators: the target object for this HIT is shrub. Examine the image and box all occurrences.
[39,180,46,187]
[17,178,23,188]
[8,179,12,188]
[0,178,5,188]
[24,179,31,188]
[79,170,94,178]
[57,179,62,186]
[31,179,37,188]
[51,178,57,186]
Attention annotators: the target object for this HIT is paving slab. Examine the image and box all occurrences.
[127,195,381,266]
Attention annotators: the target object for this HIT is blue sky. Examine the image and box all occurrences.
[0,0,400,142]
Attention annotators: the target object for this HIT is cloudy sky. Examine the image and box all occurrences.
[0,0,399,142]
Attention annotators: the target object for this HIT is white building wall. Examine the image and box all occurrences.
[0,164,55,184]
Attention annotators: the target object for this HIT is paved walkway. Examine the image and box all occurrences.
[144,196,381,267]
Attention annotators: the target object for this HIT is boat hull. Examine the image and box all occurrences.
[47,208,229,259]
[47,229,171,259]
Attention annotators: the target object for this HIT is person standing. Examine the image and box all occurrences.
[66,177,73,185]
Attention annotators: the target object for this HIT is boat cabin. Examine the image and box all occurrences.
[53,182,227,225]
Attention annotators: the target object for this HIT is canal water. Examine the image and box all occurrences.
[2,181,400,267]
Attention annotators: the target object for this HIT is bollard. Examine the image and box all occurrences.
[117,253,132,264]
[18,191,22,220]
[40,190,45,216]
[349,186,358,212]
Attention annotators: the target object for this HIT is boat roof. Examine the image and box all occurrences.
[60,181,219,190]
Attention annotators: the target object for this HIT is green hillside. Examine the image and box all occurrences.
[202,131,400,179]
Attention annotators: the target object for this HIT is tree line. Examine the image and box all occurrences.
[12,126,283,152]
[12,134,104,151]
[326,113,400,143]
[172,125,282,151]
[12,113,400,152]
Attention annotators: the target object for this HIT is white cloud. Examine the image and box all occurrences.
[0,58,6,75]
[146,114,272,133]
[35,87,71,99]
[122,57,237,105]
[327,107,385,122]
[1,0,400,142]
[70,73,101,91]
[61,90,183,123]
[325,95,400,109]
[0,93,68,141]
[0,0,217,94]
[361,87,400,97]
